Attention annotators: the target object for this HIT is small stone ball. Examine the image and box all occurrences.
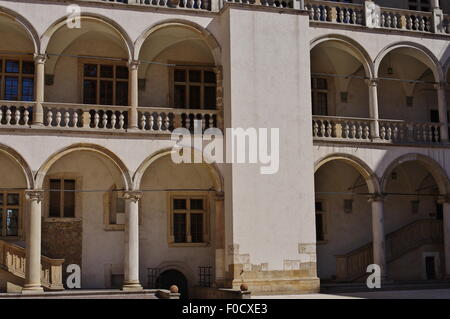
[169,285,179,293]
[240,283,248,291]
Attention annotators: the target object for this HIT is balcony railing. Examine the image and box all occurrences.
[313,115,444,145]
[0,101,220,134]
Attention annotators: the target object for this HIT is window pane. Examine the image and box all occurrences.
[316,78,327,90]
[173,213,186,243]
[316,214,324,241]
[22,78,34,101]
[173,199,187,210]
[190,213,203,243]
[84,64,97,77]
[204,71,216,84]
[22,61,35,75]
[189,70,201,83]
[116,66,129,79]
[64,180,75,218]
[190,199,203,210]
[6,209,18,236]
[100,65,114,78]
[116,81,128,106]
[189,86,201,109]
[83,80,97,104]
[0,194,3,205]
[49,179,61,217]
[314,92,328,116]
[174,85,186,108]
[116,196,125,214]
[4,77,19,100]
[5,60,19,73]
[7,194,19,206]
[100,80,113,105]
[174,69,186,82]
[204,86,216,110]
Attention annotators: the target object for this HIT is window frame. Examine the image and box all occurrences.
[311,77,330,116]
[167,192,210,247]
[44,174,82,222]
[315,200,328,244]
[79,59,129,106]
[0,191,24,240]
[103,185,126,231]
[169,61,217,110]
[0,56,35,102]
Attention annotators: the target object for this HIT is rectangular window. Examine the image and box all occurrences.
[311,77,328,116]
[408,0,430,11]
[170,194,208,244]
[172,67,216,109]
[82,62,128,105]
[0,192,21,237]
[315,201,326,242]
[49,179,76,218]
[0,57,35,101]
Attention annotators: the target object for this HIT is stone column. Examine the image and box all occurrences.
[23,190,45,294]
[214,192,226,287]
[441,196,450,278]
[33,54,47,126]
[369,194,387,280]
[214,66,224,130]
[121,191,143,290]
[436,82,449,143]
[431,0,444,33]
[128,60,140,130]
[367,78,380,139]
[431,0,440,8]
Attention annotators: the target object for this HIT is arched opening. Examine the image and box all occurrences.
[310,37,372,118]
[0,9,38,105]
[381,155,448,281]
[135,150,222,292]
[157,269,188,298]
[314,155,378,281]
[0,145,32,240]
[136,22,220,115]
[42,15,133,129]
[375,45,440,123]
[36,145,131,288]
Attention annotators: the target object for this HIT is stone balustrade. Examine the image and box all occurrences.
[0,101,34,126]
[380,8,432,32]
[313,116,445,145]
[305,0,364,25]
[0,240,64,290]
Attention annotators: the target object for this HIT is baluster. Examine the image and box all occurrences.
[313,121,318,136]
[381,13,386,27]
[351,123,356,138]
[185,114,191,130]
[356,123,362,139]
[322,6,328,21]
[141,113,147,130]
[380,126,386,140]
[419,17,425,31]
[24,110,29,126]
[414,17,419,30]
[363,124,370,139]
[308,6,314,20]
[392,125,398,141]
[64,111,70,127]
[6,109,11,125]
[14,110,20,125]
[149,114,155,131]
[407,16,413,29]
[111,113,117,129]
[73,112,79,127]
[339,9,344,23]
[314,7,321,20]
[102,113,108,128]
[119,113,125,129]
[209,114,214,129]
[393,15,398,28]
[94,112,100,128]
[165,114,170,131]
[320,121,326,136]
[46,110,53,127]
[433,124,440,142]
[0,108,2,125]
[157,114,163,131]
[343,123,350,138]
[351,10,356,24]
[386,126,392,141]
[56,111,62,127]
[326,121,332,137]
[399,123,405,141]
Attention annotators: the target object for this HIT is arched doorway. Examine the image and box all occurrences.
[157,269,188,298]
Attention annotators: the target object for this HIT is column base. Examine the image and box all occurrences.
[22,285,44,295]
[122,282,143,291]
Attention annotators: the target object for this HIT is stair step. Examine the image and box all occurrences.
[321,280,450,293]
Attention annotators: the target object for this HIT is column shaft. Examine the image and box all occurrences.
[443,201,450,277]
[371,196,387,280]
[128,60,139,130]
[214,193,225,286]
[437,82,449,142]
[367,79,380,138]
[33,55,46,125]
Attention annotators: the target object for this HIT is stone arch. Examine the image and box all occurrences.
[374,41,443,82]
[133,19,221,65]
[310,34,374,78]
[40,13,133,59]
[380,153,449,196]
[314,153,381,194]
[35,143,132,190]
[0,143,34,189]
[0,6,40,54]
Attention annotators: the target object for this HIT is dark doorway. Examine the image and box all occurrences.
[157,269,188,298]
[425,256,436,280]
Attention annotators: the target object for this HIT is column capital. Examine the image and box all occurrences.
[33,54,47,64]
[434,81,447,90]
[25,190,44,203]
[368,193,385,202]
[128,60,140,71]
[120,191,143,202]
[365,78,379,87]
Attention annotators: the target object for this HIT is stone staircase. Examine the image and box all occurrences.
[335,219,444,282]
[0,239,64,292]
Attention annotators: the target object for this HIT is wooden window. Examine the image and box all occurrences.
[0,192,21,237]
[0,57,35,101]
[409,0,430,11]
[103,185,126,231]
[169,194,209,245]
[82,62,129,106]
[49,179,76,218]
[315,201,326,242]
[171,67,216,110]
[311,77,328,116]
